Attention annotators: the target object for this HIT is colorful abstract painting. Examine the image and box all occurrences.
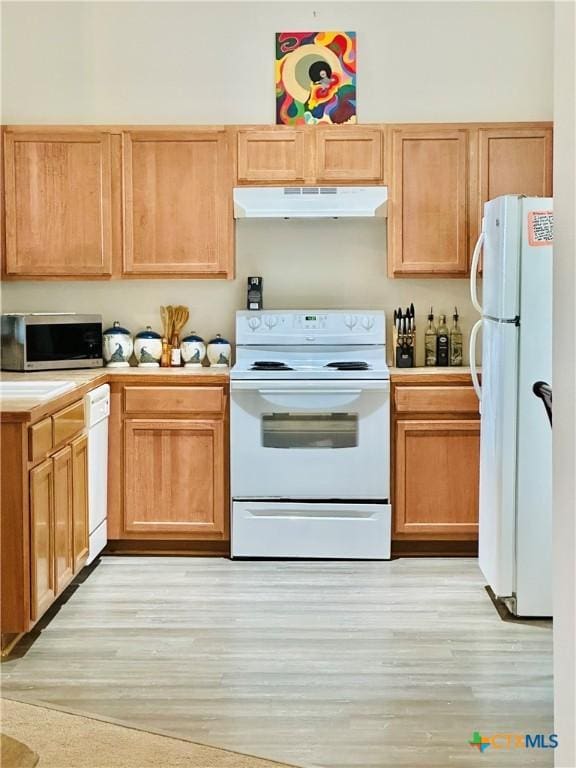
[275,31,357,125]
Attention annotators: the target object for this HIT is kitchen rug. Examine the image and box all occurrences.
[0,732,39,768]
[0,698,299,768]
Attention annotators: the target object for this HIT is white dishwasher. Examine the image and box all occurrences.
[85,383,110,564]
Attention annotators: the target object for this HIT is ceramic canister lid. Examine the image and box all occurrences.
[208,334,230,344]
[135,325,161,339]
[103,320,131,335]
[182,331,205,343]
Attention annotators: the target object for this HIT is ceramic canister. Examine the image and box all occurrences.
[181,332,206,368]
[134,326,162,367]
[207,334,231,368]
[103,321,133,367]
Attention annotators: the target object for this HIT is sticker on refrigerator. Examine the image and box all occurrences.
[527,211,554,246]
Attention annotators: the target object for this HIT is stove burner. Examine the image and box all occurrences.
[251,361,294,371]
[325,361,370,371]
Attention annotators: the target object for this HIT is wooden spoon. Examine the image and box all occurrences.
[173,305,189,337]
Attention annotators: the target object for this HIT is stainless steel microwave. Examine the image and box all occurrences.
[1,313,103,371]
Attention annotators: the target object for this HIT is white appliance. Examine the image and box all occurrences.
[84,384,110,564]
[233,186,388,219]
[231,310,391,559]
[469,195,553,616]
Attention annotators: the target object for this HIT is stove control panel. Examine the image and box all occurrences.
[293,314,328,329]
[236,311,385,346]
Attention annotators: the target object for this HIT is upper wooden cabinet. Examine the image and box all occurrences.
[236,126,384,185]
[237,129,307,183]
[1,122,552,281]
[122,129,234,278]
[389,127,470,277]
[471,126,553,248]
[388,123,552,277]
[315,128,383,183]
[3,130,113,277]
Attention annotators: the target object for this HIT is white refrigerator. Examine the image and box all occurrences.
[469,195,553,617]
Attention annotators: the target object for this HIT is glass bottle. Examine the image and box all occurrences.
[424,307,437,366]
[436,313,450,366]
[449,307,463,366]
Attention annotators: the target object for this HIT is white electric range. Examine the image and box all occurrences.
[230,310,391,559]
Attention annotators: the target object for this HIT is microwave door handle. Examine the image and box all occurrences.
[470,227,484,314]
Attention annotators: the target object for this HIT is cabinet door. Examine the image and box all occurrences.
[53,445,74,594]
[124,419,226,537]
[237,128,307,183]
[4,130,113,276]
[71,433,89,573]
[315,128,383,183]
[29,459,55,621]
[394,419,479,537]
[471,127,553,252]
[389,128,469,277]
[122,130,233,277]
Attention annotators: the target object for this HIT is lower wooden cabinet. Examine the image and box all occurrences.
[392,377,480,549]
[123,418,225,536]
[28,431,89,622]
[394,419,480,537]
[29,459,56,621]
[53,445,74,594]
[107,382,229,547]
[71,434,89,571]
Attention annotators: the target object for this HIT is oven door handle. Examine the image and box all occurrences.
[257,389,362,396]
[254,388,367,409]
[231,379,390,392]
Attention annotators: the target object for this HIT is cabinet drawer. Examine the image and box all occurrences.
[52,400,85,446]
[29,417,53,462]
[124,386,225,415]
[395,386,479,415]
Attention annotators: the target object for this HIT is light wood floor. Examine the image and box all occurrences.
[1,557,553,768]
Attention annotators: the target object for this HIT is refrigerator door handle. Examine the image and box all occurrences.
[469,319,483,403]
[470,228,484,314]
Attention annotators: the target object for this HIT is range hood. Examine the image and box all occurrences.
[233,186,388,219]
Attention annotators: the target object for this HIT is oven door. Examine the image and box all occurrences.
[231,379,390,499]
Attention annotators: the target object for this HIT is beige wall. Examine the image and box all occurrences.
[0,1,553,124]
[0,220,474,364]
[0,1,554,363]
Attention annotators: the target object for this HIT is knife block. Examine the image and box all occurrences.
[395,345,414,368]
[393,327,416,368]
